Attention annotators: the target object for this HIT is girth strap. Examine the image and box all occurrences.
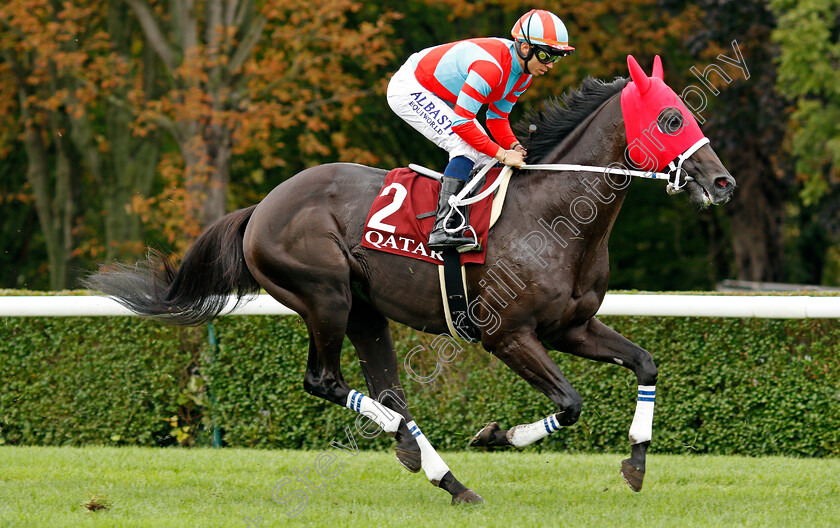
[441,249,480,342]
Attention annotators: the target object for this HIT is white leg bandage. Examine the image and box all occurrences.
[406,420,451,484]
[628,385,656,444]
[506,414,562,448]
[345,390,402,434]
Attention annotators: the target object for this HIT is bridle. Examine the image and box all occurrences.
[446,135,710,208]
[419,135,711,240]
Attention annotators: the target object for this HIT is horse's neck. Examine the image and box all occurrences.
[528,94,629,232]
[552,92,627,173]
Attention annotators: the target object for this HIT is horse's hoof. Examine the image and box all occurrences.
[469,421,500,448]
[451,489,485,505]
[395,447,421,473]
[621,458,645,492]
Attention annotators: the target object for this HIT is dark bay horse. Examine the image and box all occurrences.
[88,56,736,504]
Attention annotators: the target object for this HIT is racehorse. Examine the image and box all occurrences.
[87,56,736,504]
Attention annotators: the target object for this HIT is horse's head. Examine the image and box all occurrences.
[621,55,736,207]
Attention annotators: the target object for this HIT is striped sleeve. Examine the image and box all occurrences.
[486,76,532,149]
[451,62,503,157]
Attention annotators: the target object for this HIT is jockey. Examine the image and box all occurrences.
[387,9,574,251]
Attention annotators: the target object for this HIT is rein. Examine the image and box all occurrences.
[455,136,711,207]
[441,136,711,235]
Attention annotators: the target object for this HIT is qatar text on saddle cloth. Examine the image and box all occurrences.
[360,167,502,265]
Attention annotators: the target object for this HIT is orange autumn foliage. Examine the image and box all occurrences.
[126,0,402,246]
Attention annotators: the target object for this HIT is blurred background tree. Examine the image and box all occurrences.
[770,0,840,284]
[1,0,837,290]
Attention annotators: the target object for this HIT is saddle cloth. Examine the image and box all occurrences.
[360,167,510,265]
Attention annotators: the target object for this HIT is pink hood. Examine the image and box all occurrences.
[620,55,707,173]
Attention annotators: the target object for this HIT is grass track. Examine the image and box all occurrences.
[1,447,838,527]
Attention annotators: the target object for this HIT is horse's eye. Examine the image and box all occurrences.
[657,107,684,135]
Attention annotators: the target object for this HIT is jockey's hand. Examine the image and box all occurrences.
[512,143,527,156]
[496,148,526,169]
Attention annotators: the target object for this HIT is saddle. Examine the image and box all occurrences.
[360,165,514,342]
[360,165,512,266]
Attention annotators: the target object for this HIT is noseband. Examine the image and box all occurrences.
[664,137,709,194]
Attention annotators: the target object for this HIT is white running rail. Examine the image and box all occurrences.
[1,294,840,318]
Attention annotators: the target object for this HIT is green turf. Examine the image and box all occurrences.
[1,446,838,527]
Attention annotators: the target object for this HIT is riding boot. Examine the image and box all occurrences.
[428,176,479,252]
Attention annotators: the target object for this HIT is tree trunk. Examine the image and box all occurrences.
[21,119,63,289]
[128,0,263,234]
[178,126,231,230]
[202,124,232,225]
[20,94,75,290]
[72,2,162,260]
[724,149,787,282]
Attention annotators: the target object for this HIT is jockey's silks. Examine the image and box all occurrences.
[620,55,707,173]
[408,38,532,156]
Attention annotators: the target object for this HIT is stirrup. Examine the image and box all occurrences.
[457,241,481,253]
[429,174,480,252]
[442,199,479,252]
[428,231,476,251]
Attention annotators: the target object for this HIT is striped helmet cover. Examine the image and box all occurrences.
[511,9,575,51]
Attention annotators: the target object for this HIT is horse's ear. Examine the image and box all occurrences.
[627,55,651,94]
[652,55,664,80]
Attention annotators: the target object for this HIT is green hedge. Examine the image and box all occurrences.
[1,312,838,457]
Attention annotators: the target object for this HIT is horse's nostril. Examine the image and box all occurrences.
[715,177,730,189]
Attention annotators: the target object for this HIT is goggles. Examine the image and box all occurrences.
[534,46,574,64]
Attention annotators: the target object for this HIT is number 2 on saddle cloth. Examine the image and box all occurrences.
[360,167,504,265]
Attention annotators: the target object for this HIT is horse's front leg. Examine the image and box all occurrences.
[470,330,583,449]
[548,316,658,492]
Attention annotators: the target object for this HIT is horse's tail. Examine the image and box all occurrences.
[85,205,261,326]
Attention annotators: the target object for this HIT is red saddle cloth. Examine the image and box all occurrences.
[360,167,502,265]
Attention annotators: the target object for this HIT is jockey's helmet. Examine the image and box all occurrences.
[511,9,575,59]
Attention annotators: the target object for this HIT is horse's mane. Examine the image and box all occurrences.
[516,76,629,163]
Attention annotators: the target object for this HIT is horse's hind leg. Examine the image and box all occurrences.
[549,317,658,492]
[245,217,479,503]
[346,300,419,470]
[298,297,404,435]
[247,249,402,439]
[346,300,483,504]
